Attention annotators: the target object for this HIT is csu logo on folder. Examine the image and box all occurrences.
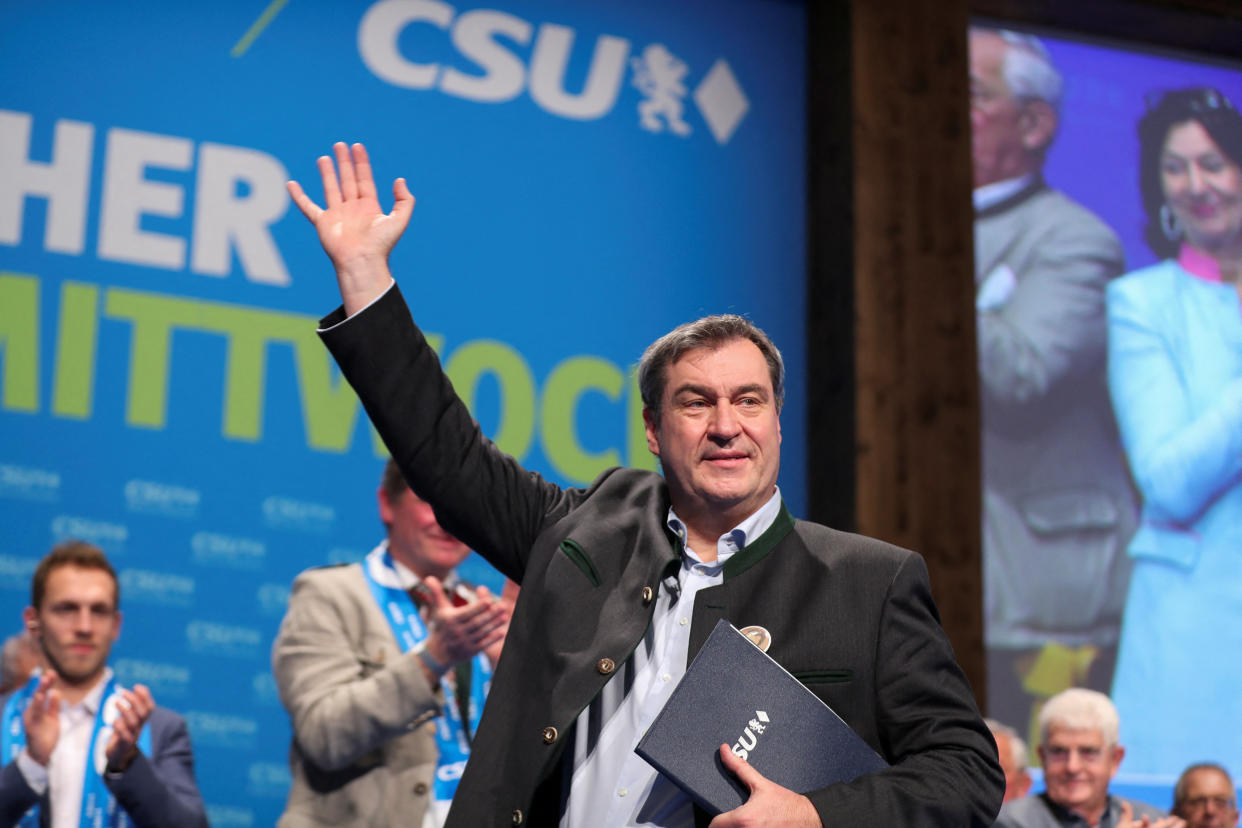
[730,710,771,760]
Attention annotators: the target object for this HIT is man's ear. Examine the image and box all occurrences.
[1108,744,1125,778]
[22,606,38,636]
[643,408,661,457]
[377,484,394,526]
[1019,99,1058,153]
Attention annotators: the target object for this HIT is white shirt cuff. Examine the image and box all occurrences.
[317,279,396,333]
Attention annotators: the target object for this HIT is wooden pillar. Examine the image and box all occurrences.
[808,0,984,695]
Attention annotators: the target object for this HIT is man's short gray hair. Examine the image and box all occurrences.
[637,314,784,426]
[998,29,1063,109]
[1173,762,1236,810]
[1039,688,1120,746]
[986,718,1028,772]
[973,25,1063,109]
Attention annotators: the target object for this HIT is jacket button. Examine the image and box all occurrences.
[641,586,654,604]
[512,810,524,825]
[413,782,428,795]
[542,726,558,744]
[597,658,616,675]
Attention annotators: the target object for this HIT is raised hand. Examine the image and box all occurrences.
[287,142,415,316]
[709,744,822,827]
[1117,801,1187,828]
[105,684,155,772]
[23,671,61,766]
[422,577,509,669]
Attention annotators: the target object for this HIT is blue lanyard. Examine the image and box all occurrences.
[2,671,151,827]
[360,546,491,805]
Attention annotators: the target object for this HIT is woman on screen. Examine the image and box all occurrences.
[1108,87,1242,775]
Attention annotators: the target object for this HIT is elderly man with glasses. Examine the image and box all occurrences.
[1172,764,1238,828]
[995,688,1183,828]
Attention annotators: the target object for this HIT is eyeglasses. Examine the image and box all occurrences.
[1182,795,1237,812]
[1042,745,1107,764]
[1144,87,1238,116]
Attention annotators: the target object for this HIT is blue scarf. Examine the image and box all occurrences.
[361,545,491,806]
[3,670,152,827]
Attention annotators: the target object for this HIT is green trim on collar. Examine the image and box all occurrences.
[722,503,795,580]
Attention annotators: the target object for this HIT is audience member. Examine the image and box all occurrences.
[0,630,43,695]
[272,459,514,827]
[995,688,1182,828]
[0,540,208,827]
[988,718,1033,802]
[1172,764,1238,828]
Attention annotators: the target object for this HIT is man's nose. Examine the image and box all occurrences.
[709,401,741,438]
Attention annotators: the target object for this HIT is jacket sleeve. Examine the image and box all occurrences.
[806,554,1005,826]
[1107,274,1242,523]
[978,209,1123,408]
[319,285,584,582]
[0,759,40,826]
[105,709,208,828]
[271,569,440,771]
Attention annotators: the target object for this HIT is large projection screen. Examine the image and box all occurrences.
[973,18,1242,801]
[0,2,806,822]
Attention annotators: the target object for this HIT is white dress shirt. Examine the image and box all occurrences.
[562,489,783,827]
[16,669,111,828]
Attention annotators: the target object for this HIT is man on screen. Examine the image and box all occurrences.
[0,541,207,827]
[970,26,1138,737]
[287,141,1004,826]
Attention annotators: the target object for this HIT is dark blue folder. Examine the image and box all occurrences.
[634,619,888,815]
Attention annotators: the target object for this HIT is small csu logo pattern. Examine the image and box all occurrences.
[731,710,770,760]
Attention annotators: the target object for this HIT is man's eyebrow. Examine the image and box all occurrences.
[670,382,769,399]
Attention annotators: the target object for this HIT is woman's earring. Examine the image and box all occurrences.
[1160,204,1182,241]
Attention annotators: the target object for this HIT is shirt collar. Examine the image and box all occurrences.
[1178,242,1225,283]
[382,540,460,592]
[665,487,784,569]
[67,667,114,717]
[974,173,1036,211]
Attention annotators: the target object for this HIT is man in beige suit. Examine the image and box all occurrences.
[970,26,1137,738]
[272,460,513,827]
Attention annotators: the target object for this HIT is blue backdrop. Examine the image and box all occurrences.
[0,1,807,823]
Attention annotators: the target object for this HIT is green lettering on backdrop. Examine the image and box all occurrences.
[445,341,535,459]
[541,356,622,481]
[2,276,646,481]
[104,289,191,429]
[627,369,658,472]
[0,273,39,412]
[52,282,100,419]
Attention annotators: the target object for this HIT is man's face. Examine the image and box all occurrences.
[379,486,471,582]
[1037,725,1123,818]
[969,29,1040,188]
[23,565,120,688]
[1176,768,1239,828]
[644,338,781,527]
[994,730,1032,802]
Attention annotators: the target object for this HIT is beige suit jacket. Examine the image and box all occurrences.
[272,561,442,827]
